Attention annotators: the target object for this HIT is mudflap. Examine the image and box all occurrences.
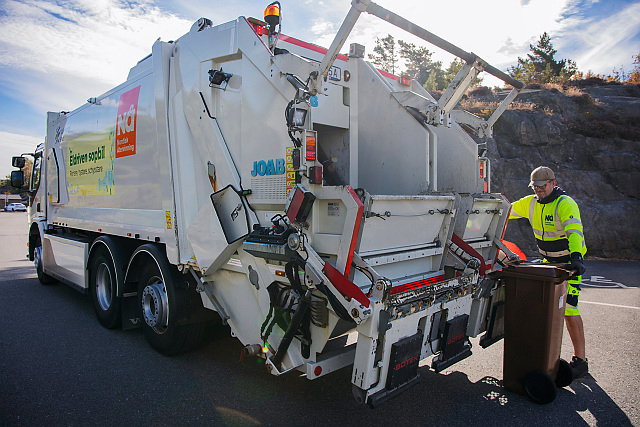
[366,332,423,408]
[479,299,505,348]
[366,376,420,408]
[121,294,141,330]
[431,314,472,372]
[480,281,506,348]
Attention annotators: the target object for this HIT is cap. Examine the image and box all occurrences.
[530,166,555,186]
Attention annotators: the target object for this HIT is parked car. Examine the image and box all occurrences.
[5,203,27,212]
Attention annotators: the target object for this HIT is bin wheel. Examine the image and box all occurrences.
[524,370,557,404]
[555,358,573,388]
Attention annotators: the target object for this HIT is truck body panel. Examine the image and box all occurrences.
[14,2,523,406]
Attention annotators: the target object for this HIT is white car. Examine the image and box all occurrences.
[5,203,27,212]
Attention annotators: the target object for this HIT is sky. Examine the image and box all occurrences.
[1,0,639,179]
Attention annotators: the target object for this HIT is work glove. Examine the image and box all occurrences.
[570,253,586,276]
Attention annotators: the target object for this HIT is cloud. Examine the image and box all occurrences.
[296,0,638,86]
[0,0,192,112]
[1,0,638,175]
[0,131,42,179]
[302,0,573,73]
[309,19,338,48]
[498,37,531,58]
[555,2,640,74]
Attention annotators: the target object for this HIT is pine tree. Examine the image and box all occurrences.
[397,40,443,86]
[368,34,398,74]
[508,32,576,84]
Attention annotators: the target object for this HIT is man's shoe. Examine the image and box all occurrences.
[570,356,589,378]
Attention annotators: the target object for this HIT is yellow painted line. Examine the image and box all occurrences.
[580,300,640,310]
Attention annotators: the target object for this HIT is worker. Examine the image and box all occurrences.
[509,166,589,378]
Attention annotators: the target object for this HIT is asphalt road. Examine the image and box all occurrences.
[1,211,638,426]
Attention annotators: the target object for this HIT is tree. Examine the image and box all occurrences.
[1,158,33,195]
[368,34,398,74]
[22,158,33,190]
[508,32,576,84]
[365,35,483,92]
[397,40,443,86]
[628,53,640,83]
[442,58,483,89]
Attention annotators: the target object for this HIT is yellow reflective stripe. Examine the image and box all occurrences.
[565,305,580,316]
[533,227,566,238]
[538,248,570,258]
[566,229,584,239]
[554,197,565,235]
[562,218,582,227]
[529,197,536,222]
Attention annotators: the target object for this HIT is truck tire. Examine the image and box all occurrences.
[137,262,206,356]
[34,244,56,285]
[89,247,121,329]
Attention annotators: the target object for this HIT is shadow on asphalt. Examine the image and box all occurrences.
[566,375,633,425]
[1,268,633,425]
[370,368,634,425]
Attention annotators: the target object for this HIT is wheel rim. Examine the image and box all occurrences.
[34,246,43,270]
[95,262,113,311]
[141,276,169,334]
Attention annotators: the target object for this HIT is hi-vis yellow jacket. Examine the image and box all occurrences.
[509,188,587,263]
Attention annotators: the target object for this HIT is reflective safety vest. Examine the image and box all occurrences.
[509,189,587,263]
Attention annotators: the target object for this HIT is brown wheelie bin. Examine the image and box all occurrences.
[489,263,573,404]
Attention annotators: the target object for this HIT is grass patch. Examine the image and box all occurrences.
[565,112,640,140]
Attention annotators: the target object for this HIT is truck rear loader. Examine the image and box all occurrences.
[11,0,524,406]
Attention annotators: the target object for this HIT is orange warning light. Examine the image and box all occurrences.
[264,3,280,26]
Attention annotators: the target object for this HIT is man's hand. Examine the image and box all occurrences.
[570,252,586,276]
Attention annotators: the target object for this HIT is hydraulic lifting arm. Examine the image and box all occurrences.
[308,0,525,137]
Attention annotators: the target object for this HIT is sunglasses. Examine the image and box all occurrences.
[530,180,553,190]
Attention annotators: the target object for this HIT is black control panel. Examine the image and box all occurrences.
[243,225,297,261]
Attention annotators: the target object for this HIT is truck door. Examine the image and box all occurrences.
[46,113,69,205]
[30,146,46,215]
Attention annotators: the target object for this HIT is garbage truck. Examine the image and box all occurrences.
[11,0,525,406]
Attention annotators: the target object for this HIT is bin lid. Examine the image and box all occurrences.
[489,263,571,283]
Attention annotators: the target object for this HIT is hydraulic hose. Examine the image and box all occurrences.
[271,288,312,368]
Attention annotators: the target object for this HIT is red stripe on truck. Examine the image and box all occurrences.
[279,35,349,62]
[323,261,370,308]
[390,274,446,295]
[344,185,363,278]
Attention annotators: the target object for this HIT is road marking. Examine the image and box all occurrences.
[581,275,627,288]
[580,300,640,310]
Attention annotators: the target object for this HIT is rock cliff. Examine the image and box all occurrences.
[481,83,640,260]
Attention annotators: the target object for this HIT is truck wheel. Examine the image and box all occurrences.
[34,244,56,285]
[137,262,206,356]
[89,247,121,329]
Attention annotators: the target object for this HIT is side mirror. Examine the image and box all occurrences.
[11,170,24,188]
[12,156,26,169]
